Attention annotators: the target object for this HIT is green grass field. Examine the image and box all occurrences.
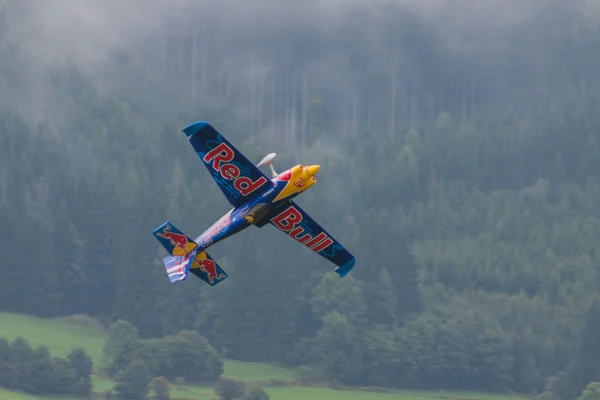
[0,313,106,364]
[0,386,531,400]
[222,359,297,381]
[0,312,531,400]
[0,387,83,400]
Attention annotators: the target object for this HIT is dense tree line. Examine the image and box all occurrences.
[102,321,270,400]
[102,320,224,384]
[216,378,270,400]
[1,1,600,399]
[0,337,92,397]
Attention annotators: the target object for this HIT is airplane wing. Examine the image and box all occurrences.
[268,201,356,278]
[182,122,274,208]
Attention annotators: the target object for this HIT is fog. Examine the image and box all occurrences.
[1,0,599,170]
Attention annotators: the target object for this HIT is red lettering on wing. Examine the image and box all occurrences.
[271,206,303,231]
[203,143,234,170]
[271,206,333,253]
[220,164,240,180]
[305,232,328,248]
[311,237,334,253]
[203,142,268,197]
[290,226,312,244]
[235,176,268,196]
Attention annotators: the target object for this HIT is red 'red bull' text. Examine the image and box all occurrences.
[207,215,230,241]
[203,143,268,196]
[271,206,333,253]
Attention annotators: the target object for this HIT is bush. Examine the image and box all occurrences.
[151,376,170,400]
[244,387,270,400]
[113,359,151,400]
[101,321,225,385]
[102,319,140,377]
[137,332,223,383]
[216,377,246,400]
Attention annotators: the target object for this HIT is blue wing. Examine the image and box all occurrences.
[182,122,274,208]
[268,201,356,278]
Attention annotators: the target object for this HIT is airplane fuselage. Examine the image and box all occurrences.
[193,163,319,252]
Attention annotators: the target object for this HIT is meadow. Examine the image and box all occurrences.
[0,313,531,400]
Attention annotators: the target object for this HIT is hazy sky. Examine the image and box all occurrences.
[1,0,595,139]
[2,0,556,70]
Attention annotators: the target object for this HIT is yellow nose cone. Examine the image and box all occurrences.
[307,165,320,176]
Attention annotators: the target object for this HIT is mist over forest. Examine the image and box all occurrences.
[1,0,600,399]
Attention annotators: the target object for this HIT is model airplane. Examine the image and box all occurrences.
[152,121,356,286]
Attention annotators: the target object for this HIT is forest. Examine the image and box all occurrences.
[0,0,599,399]
[0,336,93,397]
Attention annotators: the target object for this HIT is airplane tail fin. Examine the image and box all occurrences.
[153,221,198,257]
[153,221,227,286]
[161,250,228,286]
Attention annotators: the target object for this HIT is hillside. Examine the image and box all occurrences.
[0,312,294,380]
[0,312,531,400]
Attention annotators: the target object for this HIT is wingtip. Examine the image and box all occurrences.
[334,258,356,279]
[182,121,210,137]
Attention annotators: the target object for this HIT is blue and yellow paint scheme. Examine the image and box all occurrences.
[152,121,356,286]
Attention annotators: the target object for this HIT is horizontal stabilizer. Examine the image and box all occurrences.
[188,250,228,286]
[153,221,198,257]
[162,250,228,286]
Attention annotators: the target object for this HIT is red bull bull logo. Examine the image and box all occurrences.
[203,142,268,197]
[156,225,189,250]
[192,258,226,284]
